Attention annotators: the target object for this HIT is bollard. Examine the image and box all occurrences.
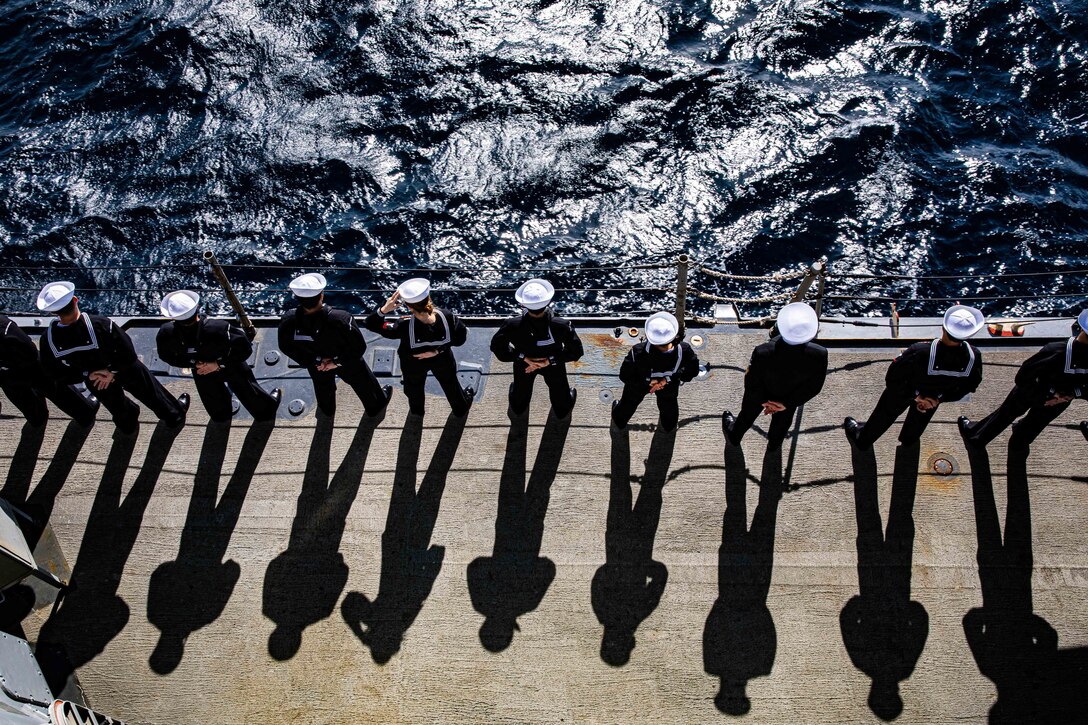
[204,250,256,340]
[674,253,689,339]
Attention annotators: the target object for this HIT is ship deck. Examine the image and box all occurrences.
[3,321,1087,724]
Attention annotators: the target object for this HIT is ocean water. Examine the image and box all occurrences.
[0,0,1085,318]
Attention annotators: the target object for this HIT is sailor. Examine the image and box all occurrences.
[845,305,985,450]
[959,308,1088,449]
[277,273,392,417]
[722,302,828,449]
[157,290,282,422]
[489,279,582,417]
[0,313,99,427]
[365,278,473,417]
[36,281,188,433]
[610,311,700,432]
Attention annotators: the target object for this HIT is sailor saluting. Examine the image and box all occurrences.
[610,311,700,433]
[365,278,474,417]
[0,312,99,427]
[722,302,827,449]
[959,308,1088,450]
[36,281,189,434]
[157,290,282,422]
[845,305,985,450]
[489,278,582,418]
[278,273,392,418]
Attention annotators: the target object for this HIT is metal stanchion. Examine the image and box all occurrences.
[674,253,689,339]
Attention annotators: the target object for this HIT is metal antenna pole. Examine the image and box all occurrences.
[204,250,256,340]
[790,260,825,304]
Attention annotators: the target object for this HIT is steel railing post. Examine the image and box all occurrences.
[204,250,256,340]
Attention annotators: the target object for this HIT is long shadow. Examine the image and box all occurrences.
[703,444,782,715]
[2,420,93,546]
[341,412,467,664]
[840,442,929,721]
[591,426,676,666]
[148,419,274,674]
[35,423,180,695]
[467,410,571,652]
[263,411,380,660]
[963,446,1088,722]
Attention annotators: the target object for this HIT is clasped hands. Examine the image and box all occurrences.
[761,400,786,415]
[524,357,551,373]
[316,358,339,372]
[88,369,114,390]
[914,395,940,412]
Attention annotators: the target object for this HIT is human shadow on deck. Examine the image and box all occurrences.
[0,420,93,637]
[963,446,1088,722]
[2,420,93,546]
[35,423,181,696]
[592,425,675,666]
[703,444,782,715]
[148,419,274,674]
[467,410,570,652]
[263,412,380,661]
[840,443,928,721]
[342,412,467,664]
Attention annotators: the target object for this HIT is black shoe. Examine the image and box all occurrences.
[610,399,626,430]
[454,387,475,418]
[167,393,190,428]
[843,417,868,449]
[957,416,976,445]
[368,385,393,417]
[270,388,283,407]
[557,388,577,419]
[1081,420,1088,442]
[721,410,737,443]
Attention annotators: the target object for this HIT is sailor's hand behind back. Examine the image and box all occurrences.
[195,361,221,376]
[1045,393,1073,407]
[914,395,940,412]
[762,400,786,415]
[648,379,667,394]
[89,369,115,390]
[524,357,550,373]
[413,350,439,360]
[316,358,339,372]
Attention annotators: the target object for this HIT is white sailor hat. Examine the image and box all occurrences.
[1078,308,1088,333]
[645,311,679,346]
[515,278,555,311]
[288,272,327,298]
[160,290,200,320]
[777,302,819,345]
[398,278,431,304]
[943,304,985,340]
[36,281,75,313]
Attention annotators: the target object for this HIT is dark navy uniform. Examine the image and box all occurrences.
[278,304,388,417]
[727,337,828,449]
[157,316,278,421]
[612,341,700,431]
[0,315,98,426]
[855,339,982,447]
[39,313,184,432]
[490,309,583,416]
[364,306,470,416]
[964,336,1087,448]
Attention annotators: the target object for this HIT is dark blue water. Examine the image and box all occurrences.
[0,0,1085,318]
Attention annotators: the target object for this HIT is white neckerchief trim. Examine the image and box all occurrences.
[645,341,683,378]
[1065,337,1088,374]
[47,314,99,358]
[926,339,975,378]
[409,309,450,349]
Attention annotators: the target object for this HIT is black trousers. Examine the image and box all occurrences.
[308,358,388,416]
[857,388,936,447]
[94,362,184,431]
[402,350,470,416]
[968,385,1071,448]
[729,393,798,449]
[195,362,279,421]
[612,380,680,431]
[1,371,98,426]
[510,360,574,416]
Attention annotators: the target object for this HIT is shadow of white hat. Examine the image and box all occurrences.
[943,305,985,340]
[515,279,554,310]
[36,281,75,313]
[645,311,679,345]
[398,278,431,304]
[160,290,200,320]
[777,302,818,345]
[289,273,327,298]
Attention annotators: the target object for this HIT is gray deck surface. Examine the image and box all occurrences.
[3,325,1087,724]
